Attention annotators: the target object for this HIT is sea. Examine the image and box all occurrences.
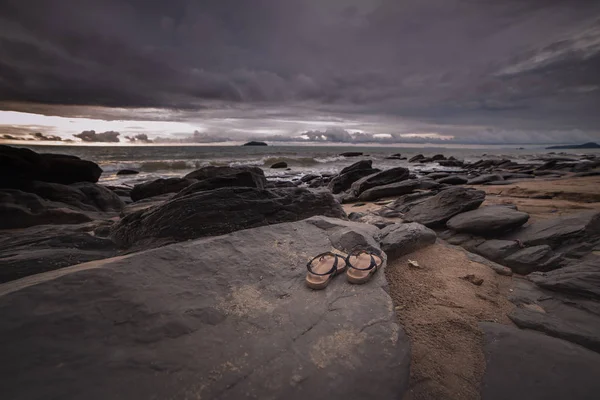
[12,143,600,187]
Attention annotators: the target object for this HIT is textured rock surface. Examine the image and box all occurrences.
[350,167,410,196]
[503,245,563,274]
[377,223,437,260]
[467,174,504,185]
[446,206,530,235]
[437,175,467,185]
[111,187,346,248]
[0,217,410,400]
[529,256,600,299]
[402,187,486,227]
[173,171,266,198]
[23,181,125,212]
[327,166,380,194]
[130,177,196,202]
[480,322,600,400]
[357,179,421,202]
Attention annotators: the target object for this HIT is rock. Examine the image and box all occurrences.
[328,166,380,194]
[116,169,139,175]
[437,175,467,185]
[408,260,420,268]
[402,187,486,227]
[350,167,410,196]
[431,154,446,161]
[339,152,363,157]
[529,256,600,299]
[504,211,600,250]
[266,180,297,188]
[446,206,530,235]
[427,172,450,179]
[438,160,464,167]
[467,174,504,185]
[183,165,264,181]
[503,245,563,275]
[474,239,521,263]
[111,187,347,248]
[409,154,425,162]
[357,179,421,202]
[461,274,483,286]
[377,223,437,260]
[390,191,438,212]
[0,145,102,187]
[242,141,267,146]
[480,322,600,400]
[300,174,320,183]
[0,217,410,400]
[130,178,196,202]
[0,190,94,229]
[340,160,373,174]
[270,161,288,169]
[174,171,267,198]
[0,223,117,283]
[308,178,325,188]
[348,212,365,221]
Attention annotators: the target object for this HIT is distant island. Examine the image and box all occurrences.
[546,142,600,149]
[243,141,268,146]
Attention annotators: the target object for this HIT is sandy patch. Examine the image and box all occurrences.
[385,243,513,400]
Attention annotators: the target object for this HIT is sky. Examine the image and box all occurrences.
[1,0,599,145]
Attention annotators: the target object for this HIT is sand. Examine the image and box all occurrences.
[385,243,513,400]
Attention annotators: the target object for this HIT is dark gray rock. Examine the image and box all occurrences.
[474,239,521,262]
[184,165,265,181]
[327,167,380,194]
[503,245,563,275]
[446,206,530,235]
[270,161,288,168]
[437,175,467,185]
[0,145,102,187]
[266,180,297,188]
[300,174,320,183]
[0,190,93,229]
[504,211,600,250]
[357,179,421,202]
[21,181,125,212]
[111,187,347,248]
[409,154,424,162]
[116,169,139,175]
[340,160,372,174]
[480,322,600,400]
[377,223,437,260]
[350,167,410,196]
[402,187,486,227]
[438,160,464,167]
[467,174,504,185]
[0,223,118,282]
[529,256,600,299]
[340,152,363,157]
[426,172,450,179]
[0,217,410,400]
[130,178,196,202]
[174,171,267,198]
[390,191,438,212]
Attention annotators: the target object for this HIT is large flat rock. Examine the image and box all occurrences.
[446,206,529,235]
[0,217,410,400]
[480,322,600,400]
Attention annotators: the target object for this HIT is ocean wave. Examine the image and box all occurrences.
[230,155,347,167]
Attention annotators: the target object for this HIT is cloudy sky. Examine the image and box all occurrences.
[1,0,599,145]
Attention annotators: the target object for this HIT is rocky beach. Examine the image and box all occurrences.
[1,143,600,399]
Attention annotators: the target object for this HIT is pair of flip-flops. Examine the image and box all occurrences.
[305,249,383,290]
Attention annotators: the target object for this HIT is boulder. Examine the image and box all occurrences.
[0,145,102,187]
[438,160,464,167]
[328,167,380,194]
[409,154,425,162]
[174,171,267,198]
[116,169,139,175]
[130,178,196,202]
[0,217,410,400]
[480,322,600,400]
[377,223,437,260]
[529,256,600,299]
[184,165,265,181]
[402,187,486,227]
[431,154,446,161]
[427,172,450,179]
[446,206,530,235]
[111,187,347,248]
[339,152,363,157]
[474,239,521,263]
[467,174,504,185]
[300,174,320,183]
[503,245,563,275]
[340,160,373,174]
[437,175,467,185]
[350,167,410,196]
[0,223,117,283]
[357,179,421,202]
[0,190,93,229]
[270,161,288,169]
[504,211,600,249]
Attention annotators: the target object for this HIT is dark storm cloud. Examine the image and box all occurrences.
[125,133,153,143]
[73,130,120,142]
[1,0,600,142]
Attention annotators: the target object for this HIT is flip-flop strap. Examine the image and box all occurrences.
[306,252,340,276]
[346,250,380,271]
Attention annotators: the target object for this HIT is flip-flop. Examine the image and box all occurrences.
[305,252,347,290]
[345,249,383,284]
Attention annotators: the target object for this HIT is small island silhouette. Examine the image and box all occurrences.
[546,142,600,150]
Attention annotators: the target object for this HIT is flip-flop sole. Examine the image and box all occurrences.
[346,253,382,284]
[306,256,347,290]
